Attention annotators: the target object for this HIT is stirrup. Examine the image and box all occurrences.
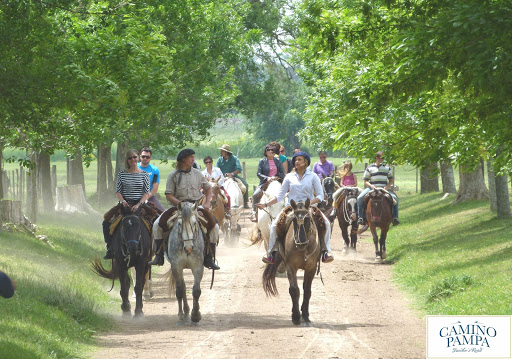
[392,218,400,226]
[103,248,114,260]
[148,253,164,266]
[250,214,258,223]
[357,218,364,225]
[322,251,334,263]
[262,252,276,264]
[204,255,220,270]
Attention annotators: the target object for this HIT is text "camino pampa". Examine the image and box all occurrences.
[440,322,497,348]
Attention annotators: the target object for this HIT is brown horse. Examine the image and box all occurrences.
[200,180,225,231]
[363,188,393,261]
[334,187,362,253]
[263,199,321,325]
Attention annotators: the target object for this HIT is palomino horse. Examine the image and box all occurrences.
[92,206,152,316]
[263,199,321,325]
[362,188,393,261]
[166,201,205,323]
[334,187,362,253]
[223,177,243,246]
[319,177,337,224]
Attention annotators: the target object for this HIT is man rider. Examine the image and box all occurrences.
[138,147,165,212]
[357,151,399,226]
[148,149,220,270]
[216,144,250,209]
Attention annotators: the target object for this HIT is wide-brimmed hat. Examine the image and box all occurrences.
[218,144,232,154]
[177,148,195,161]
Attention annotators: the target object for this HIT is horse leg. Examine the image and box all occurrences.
[350,220,358,250]
[119,268,131,315]
[172,267,188,320]
[301,269,315,325]
[371,227,381,260]
[287,269,301,325]
[380,228,388,260]
[340,223,350,253]
[190,266,204,323]
[133,263,146,317]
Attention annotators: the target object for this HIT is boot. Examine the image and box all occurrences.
[203,243,220,270]
[148,239,164,266]
[102,221,114,260]
[243,202,251,209]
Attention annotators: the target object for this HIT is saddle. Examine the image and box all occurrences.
[362,189,396,208]
[233,177,247,195]
[105,203,158,235]
[274,205,327,248]
[158,205,217,233]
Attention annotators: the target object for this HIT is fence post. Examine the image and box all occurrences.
[242,161,246,179]
[51,165,57,197]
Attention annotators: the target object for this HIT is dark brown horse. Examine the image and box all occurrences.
[363,188,393,261]
[334,187,362,253]
[319,177,337,224]
[262,199,321,325]
[92,206,152,316]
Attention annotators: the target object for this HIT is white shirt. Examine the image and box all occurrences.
[202,166,225,186]
[275,168,324,205]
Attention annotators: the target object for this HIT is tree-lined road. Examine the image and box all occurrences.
[93,213,425,359]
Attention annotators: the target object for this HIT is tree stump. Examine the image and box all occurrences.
[55,185,100,216]
[1,200,36,233]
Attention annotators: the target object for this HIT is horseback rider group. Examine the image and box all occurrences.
[102,146,399,270]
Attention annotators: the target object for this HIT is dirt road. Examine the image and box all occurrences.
[92,213,425,359]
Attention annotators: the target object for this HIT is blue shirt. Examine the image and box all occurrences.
[275,169,324,205]
[138,163,160,191]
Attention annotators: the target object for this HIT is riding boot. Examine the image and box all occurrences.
[203,243,220,270]
[148,239,164,266]
[102,221,114,260]
[250,204,258,223]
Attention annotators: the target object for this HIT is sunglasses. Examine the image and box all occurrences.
[129,155,138,160]
[204,161,213,164]
[265,148,274,151]
[141,155,150,159]
[280,150,285,153]
[377,156,385,159]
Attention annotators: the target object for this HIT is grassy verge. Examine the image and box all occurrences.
[0,214,116,358]
[388,192,512,314]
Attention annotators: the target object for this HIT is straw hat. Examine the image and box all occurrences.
[218,144,233,154]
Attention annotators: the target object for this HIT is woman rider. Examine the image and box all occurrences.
[257,151,334,264]
[250,144,285,222]
[102,149,150,259]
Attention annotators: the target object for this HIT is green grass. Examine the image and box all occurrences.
[0,214,116,358]
[389,192,512,314]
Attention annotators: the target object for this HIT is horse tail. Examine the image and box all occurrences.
[248,227,264,247]
[90,258,119,280]
[163,267,176,298]
[262,252,282,297]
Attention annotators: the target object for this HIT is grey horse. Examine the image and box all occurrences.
[166,201,205,323]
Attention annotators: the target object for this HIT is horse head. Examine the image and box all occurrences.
[177,201,199,255]
[369,188,386,225]
[120,206,144,258]
[344,187,361,223]
[209,182,220,210]
[322,177,335,209]
[290,199,312,248]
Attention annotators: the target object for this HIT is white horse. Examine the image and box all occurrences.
[256,180,285,252]
[223,177,243,246]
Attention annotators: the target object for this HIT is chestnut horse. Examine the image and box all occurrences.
[334,186,362,253]
[200,180,225,232]
[362,188,393,261]
[262,199,320,325]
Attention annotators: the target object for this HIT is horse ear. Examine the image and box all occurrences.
[290,199,296,209]
[178,201,183,211]
[305,198,310,208]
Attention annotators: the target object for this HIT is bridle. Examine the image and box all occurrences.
[369,189,384,223]
[120,215,143,264]
[341,189,358,224]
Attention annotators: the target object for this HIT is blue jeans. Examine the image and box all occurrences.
[357,188,399,219]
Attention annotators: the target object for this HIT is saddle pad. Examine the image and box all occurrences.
[109,215,123,235]
[234,178,247,195]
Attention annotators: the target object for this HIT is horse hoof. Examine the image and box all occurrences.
[149,291,155,298]
[382,251,387,259]
[375,256,382,261]
[134,311,144,319]
[191,311,202,323]
[302,321,312,327]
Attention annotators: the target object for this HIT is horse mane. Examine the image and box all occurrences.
[181,203,192,222]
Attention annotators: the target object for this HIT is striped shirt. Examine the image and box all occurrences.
[363,164,393,188]
[116,170,150,202]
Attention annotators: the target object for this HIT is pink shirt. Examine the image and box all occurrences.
[268,159,278,177]
[342,173,356,186]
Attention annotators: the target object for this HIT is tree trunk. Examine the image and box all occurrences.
[454,163,489,203]
[106,144,114,192]
[420,162,440,194]
[114,142,129,189]
[495,173,511,218]
[69,148,85,195]
[440,161,457,194]
[55,185,100,216]
[487,160,497,212]
[26,152,38,223]
[38,151,55,214]
[97,144,109,205]
[0,143,3,200]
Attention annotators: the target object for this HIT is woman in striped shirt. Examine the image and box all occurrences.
[102,149,150,259]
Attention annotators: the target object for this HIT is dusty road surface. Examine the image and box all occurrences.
[92,212,425,359]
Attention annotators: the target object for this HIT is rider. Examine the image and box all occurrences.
[313,151,335,179]
[216,144,250,209]
[202,155,231,218]
[338,161,358,187]
[138,147,165,212]
[102,149,150,259]
[250,144,285,222]
[149,149,220,270]
[257,151,334,264]
[357,151,399,226]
